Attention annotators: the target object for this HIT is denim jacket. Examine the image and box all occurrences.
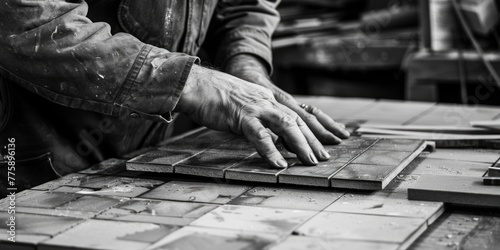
[0,0,279,184]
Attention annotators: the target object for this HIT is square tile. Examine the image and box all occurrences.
[228,186,343,211]
[64,175,164,198]
[191,205,316,234]
[0,212,83,236]
[148,226,281,250]
[268,236,399,250]
[140,181,252,204]
[352,150,411,166]
[175,152,252,178]
[278,162,346,187]
[324,192,444,223]
[294,212,427,243]
[370,139,424,152]
[39,219,177,250]
[97,199,217,226]
[330,164,402,190]
[224,156,293,183]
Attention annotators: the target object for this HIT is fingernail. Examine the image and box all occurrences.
[339,123,346,128]
[342,130,351,138]
[309,152,318,164]
[276,159,288,168]
[320,148,330,159]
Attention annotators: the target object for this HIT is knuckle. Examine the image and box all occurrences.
[255,128,271,141]
[278,114,296,128]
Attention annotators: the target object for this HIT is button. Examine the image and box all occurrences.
[130,112,140,119]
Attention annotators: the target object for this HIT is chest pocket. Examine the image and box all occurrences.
[0,76,13,132]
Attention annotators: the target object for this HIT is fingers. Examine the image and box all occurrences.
[308,106,350,140]
[241,117,288,168]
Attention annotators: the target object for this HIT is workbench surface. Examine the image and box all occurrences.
[1,96,499,250]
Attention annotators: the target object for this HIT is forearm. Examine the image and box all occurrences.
[209,0,281,73]
[0,0,197,122]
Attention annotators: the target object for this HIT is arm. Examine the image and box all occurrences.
[0,0,197,122]
[210,0,350,143]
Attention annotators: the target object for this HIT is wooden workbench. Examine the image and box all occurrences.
[1,96,499,250]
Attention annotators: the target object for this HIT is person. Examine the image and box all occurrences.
[0,0,350,193]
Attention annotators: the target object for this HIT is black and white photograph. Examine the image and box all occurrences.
[1,0,500,249]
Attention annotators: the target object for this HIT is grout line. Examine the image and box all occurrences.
[326,138,382,183]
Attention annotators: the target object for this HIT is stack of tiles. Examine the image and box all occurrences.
[127,128,427,190]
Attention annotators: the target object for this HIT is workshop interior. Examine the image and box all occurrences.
[1,0,500,250]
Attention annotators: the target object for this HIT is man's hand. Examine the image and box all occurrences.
[175,65,332,168]
[225,54,350,145]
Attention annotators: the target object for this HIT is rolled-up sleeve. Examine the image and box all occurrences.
[210,0,280,74]
[0,0,197,123]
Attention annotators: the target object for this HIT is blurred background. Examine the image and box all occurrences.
[271,0,500,105]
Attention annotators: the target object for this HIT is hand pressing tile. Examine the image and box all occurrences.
[228,186,343,211]
[352,150,410,166]
[39,219,177,250]
[294,212,427,244]
[147,226,280,250]
[97,199,217,226]
[140,181,252,204]
[324,192,443,224]
[268,236,399,250]
[278,162,346,187]
[175,151,253,178]
[191,205,316,235]
[127,150,196,173]
[80,158,127,175]
[0,212,83,236]
[64,175,165,198]
[370,139,424,152]
[224,156,293,183]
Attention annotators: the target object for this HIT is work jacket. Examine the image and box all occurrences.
[0,0,279,193]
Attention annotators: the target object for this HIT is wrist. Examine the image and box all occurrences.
[225,54,269,77]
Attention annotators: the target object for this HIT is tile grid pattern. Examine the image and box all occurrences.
[127,130,425,190]
[0,167,444,250]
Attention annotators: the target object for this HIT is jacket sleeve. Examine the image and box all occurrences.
[209,0,281,74]
[0,0,198,123]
